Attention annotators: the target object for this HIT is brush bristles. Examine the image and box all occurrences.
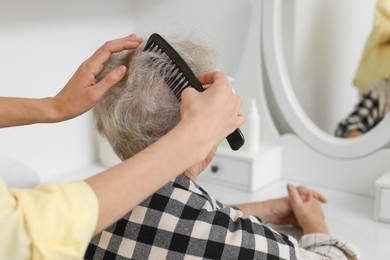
[144,42,192,101]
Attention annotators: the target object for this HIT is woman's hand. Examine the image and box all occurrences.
[233,185,327,229]
[180,72,244,155]
[0,34,143,128]
[287,183,329,234]
[51,34,143,122]
[294,185,327,204]
[255,197,298,226]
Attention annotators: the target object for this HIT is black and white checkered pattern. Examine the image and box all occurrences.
[85,174,298,260]
[335,89,381,137]
[335,77,390,137]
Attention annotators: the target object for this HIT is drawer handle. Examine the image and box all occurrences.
[211,165,219,174]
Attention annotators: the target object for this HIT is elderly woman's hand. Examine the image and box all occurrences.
[233,185,327,228]
[287,184,329,234]
[51,34,143,122]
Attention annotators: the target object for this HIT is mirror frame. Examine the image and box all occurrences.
[262,0,390,159]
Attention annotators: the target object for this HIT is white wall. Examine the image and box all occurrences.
[0,0,134,182]
[131,0,252,82]
[291,0,377,134]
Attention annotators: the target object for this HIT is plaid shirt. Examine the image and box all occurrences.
[335,77,390,137]
[85,174,358,260]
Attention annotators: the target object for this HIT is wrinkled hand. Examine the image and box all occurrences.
[251,185,327,227]
[257,197,298,226]
[288,184,329,234]
[294,185,327,204]
[180,72,244,152]
[51,34,143,122]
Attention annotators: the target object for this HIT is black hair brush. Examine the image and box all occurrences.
[143,33,245,151]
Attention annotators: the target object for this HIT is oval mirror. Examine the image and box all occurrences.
[262,0,390,159]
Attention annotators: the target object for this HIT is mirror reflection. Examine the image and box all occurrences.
[283,0,390,138]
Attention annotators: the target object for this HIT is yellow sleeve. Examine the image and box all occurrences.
[354,0,390,93]
[0,179,98,260]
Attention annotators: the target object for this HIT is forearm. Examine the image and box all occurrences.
[232,199,283,223]
[86,119,211,235]
[0,97,59,127]
[231,202,263,218]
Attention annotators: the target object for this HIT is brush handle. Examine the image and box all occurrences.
[226,128,245,151]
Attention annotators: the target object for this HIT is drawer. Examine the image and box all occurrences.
[198,146,282,192]
[201,156,250,187]
[379,188,390,221]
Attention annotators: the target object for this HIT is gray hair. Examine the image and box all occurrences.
[93,34,218,160]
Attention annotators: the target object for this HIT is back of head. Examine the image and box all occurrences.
[94,33,218,161]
